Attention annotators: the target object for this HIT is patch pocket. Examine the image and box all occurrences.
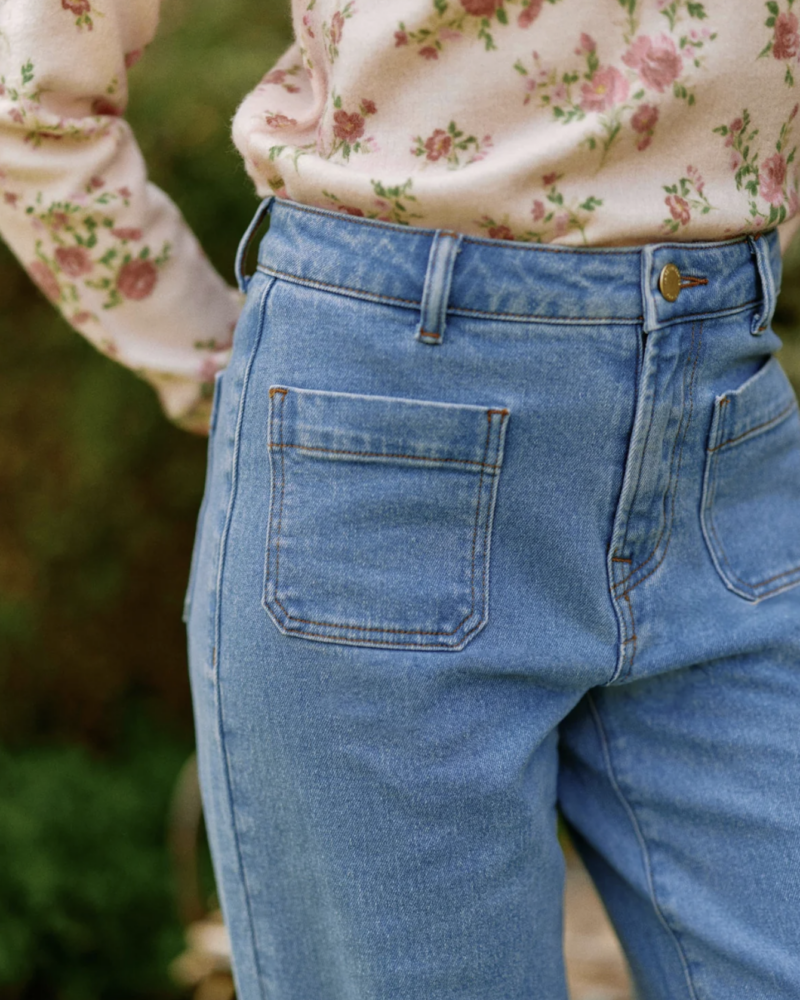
[263,385,510,650]
[701,356,800,601]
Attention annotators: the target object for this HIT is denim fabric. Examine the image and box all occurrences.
[184,197,800,1000]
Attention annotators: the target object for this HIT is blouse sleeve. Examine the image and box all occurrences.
[0,0,242,434]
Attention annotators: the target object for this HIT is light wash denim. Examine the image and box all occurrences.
[184,197,800,1000]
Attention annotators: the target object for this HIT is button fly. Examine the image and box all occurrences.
[658,263,681,302]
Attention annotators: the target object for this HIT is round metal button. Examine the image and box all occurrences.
[658,263,681,302]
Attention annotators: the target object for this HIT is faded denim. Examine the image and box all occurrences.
[185,197,800,1000]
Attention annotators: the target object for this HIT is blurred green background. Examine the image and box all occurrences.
[0,1,798,996]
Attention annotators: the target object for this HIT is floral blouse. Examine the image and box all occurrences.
[1,1,799,430]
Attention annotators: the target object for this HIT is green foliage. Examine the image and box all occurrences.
[0,716,192,999]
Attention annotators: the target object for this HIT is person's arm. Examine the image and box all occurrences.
[0,0,242,434]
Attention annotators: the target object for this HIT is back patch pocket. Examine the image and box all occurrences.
[264,385,509,650]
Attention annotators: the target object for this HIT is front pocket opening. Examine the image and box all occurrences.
[701,357,800,602]
[263,386,509,650]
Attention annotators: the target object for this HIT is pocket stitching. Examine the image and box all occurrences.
[702,395,800,599]
[264,392,507,645]
[708,398,798,453]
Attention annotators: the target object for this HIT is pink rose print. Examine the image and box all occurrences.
[3,192,18,207]
[518,0,544,28]
[360,99,377,115]
[399,0,565,59]
[759,153,788,206]
[323,179,422,226]
[478,178,603,244]
[62,0,90,13]
[761,4,800,84]
[411,121,492,168]
[91,98,122,117]
[661,169,715,234]
[55,245,92,277]
[622,34,683,93]
[333,110,365,142]
[116,259,158,301]
[579,66,629,114]
[124,50,143,69]
[424,129,452,161]
[110,227,143,241]
[665,194,691,225]
[631,104,659,151]
[487,224,515,240]
[29,261,61,303]
[716,107,798,226]
[265,113,298,129]
[330,11,345,46]
[323,2,356,63]
[773,12,800,60]
[460,0,502,15]
[553,212,570,238]
[686,164,705,194]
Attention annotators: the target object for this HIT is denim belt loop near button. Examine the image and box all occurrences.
[416,230,464,345]
[235,196,275,293]
[747,233,777,336]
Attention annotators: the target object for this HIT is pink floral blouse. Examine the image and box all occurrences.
[1,1,799,430]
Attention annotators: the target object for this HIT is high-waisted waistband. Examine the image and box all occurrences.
[239,196,782,337]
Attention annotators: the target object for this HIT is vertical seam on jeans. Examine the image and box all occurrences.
[586,693,700,1000]
[619,326,658,559]
[212,275,277,1000]
[616,319,702,591]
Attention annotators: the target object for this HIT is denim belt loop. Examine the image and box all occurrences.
[639,244,660,335]
[747,233,777,336]
[416,230,464,345]
[235,196,275,293]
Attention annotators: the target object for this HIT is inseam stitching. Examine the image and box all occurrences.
[587,693,700,1000]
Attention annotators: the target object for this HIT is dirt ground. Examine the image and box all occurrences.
[564,848,632,1000]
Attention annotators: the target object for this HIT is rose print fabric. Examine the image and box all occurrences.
[0,1,241,432]
[2,2,800,430]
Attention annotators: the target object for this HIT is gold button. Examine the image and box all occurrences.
[658,263,681,302]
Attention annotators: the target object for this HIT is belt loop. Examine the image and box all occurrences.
[235,196,274,293]
[640,244,659,334]
[416,230,463,345]
[747,232,777,336]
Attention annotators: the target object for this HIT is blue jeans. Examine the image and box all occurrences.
[184,198,800,1000]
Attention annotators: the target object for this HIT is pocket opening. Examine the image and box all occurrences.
[701,357,800,602]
